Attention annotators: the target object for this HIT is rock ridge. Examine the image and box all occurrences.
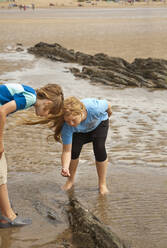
[28,42,167,89]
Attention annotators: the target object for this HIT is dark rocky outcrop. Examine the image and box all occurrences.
[28,42,167,89]
[65,196,128,248]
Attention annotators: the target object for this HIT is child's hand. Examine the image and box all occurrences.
[61,168,70,177]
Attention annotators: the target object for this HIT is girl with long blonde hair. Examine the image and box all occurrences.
[51,96,112,195]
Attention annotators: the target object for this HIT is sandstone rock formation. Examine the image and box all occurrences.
[28,42,167,88]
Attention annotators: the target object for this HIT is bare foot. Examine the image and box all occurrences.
[99,185,109,195]
[61,181,74,191]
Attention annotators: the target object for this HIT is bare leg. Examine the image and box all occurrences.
[62,158,79,191]
[96,159,109,195]
[0,184,16,221]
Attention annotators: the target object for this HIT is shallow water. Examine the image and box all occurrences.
[1,7,167,248]
[0,47,167,248]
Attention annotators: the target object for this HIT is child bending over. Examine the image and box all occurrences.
[0,83,64,228]
[52,96,112,195]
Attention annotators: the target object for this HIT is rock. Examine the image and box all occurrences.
[16,43,23,46]
[16,47,24,52]
[28,42,167,89]
[28,42,76,62]
[66,196,128,248]
[69,67,80,73]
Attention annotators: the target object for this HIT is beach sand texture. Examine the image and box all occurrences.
[0,0,167,8]
[0,5,167,62]
[1,6,167,248]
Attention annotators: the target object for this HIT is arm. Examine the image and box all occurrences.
[0,101,17,158]
[61,143,72,177]
[106,102,112,118]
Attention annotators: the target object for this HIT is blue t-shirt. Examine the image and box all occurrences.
[0,83,36,111]
[61,98,108,144]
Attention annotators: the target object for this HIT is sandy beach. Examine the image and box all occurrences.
[1,5,167,62]
[0,0,167,9]
[1,6,167,248]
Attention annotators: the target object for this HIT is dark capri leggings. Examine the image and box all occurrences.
[71,119,109,162]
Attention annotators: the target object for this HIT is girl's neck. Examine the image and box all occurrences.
[82,110,87,121]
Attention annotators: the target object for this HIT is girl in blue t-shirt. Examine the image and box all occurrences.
[52,96,112,195]
[0,83,64,228]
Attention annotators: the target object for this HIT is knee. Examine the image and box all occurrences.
[94,146,107,162]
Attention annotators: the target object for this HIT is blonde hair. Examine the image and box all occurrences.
[63,96,85,117]
[24,95,85,143]
[48,96,85,143]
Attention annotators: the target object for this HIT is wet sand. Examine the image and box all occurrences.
[1,7,167,62]
[1,7,167,248]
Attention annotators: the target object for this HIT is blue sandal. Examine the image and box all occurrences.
[0,215,32,228]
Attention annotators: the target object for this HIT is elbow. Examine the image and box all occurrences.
[62,144,72,153]
[107,104,112,117]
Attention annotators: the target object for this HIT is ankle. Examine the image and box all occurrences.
[99,184,109,195]
[99,182,107,188]
[8,212,16,221]
[67,178,74,184]
[62,180,74,191]
[1,210,16,221]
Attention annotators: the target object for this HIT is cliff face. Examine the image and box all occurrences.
[28,42,167,89]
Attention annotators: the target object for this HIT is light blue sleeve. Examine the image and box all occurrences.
[22,91,37,109]
[5,83,36,110]
[14,92,36,110]
[61,124,74,145]
[22,85,36,109]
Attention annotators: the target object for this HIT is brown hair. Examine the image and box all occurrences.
[51,96,85,143]
[36,83,64,115]
[22,83,64,128]
[24,95,85,143]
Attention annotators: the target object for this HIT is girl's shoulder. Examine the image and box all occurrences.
[1,83,35,95]
[81,98,97,103]
[81,98,106,110]
[81,98,99,108]
[0,83,22,95]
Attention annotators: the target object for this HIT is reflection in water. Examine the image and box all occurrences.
[0,228,17,248]
[93,194,109,223]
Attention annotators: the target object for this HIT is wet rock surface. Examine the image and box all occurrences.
[65,195,127,248]
[6,172,127,248]
[28,42,167,89]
